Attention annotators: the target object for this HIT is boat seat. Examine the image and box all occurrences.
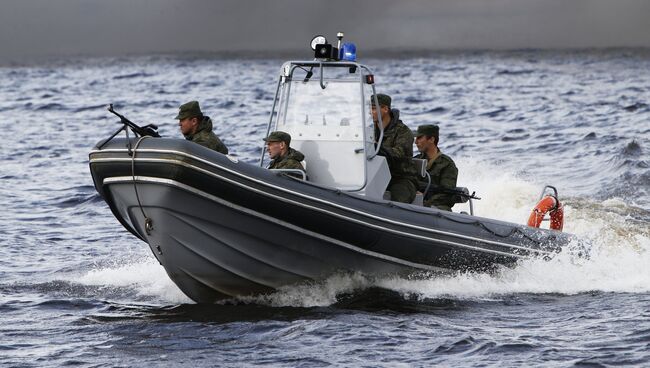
[301,160,308,180]
[412,192,423,206]
[411,158,430,206]
[412,158,428,178]
[412,158,431,198]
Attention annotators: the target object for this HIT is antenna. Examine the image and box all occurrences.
[336,32,344,49]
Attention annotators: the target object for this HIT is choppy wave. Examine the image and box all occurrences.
[2,50,650,366]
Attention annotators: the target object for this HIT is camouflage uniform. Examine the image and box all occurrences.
[176,101,228,154]
[414,150,458,211]
[269,148,305,171]
[375,109,418,203]
[184,116,229,154]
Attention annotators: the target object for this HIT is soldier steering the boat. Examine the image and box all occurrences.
[371,94,419,203]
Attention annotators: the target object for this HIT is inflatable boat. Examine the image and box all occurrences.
[89,36,570,303]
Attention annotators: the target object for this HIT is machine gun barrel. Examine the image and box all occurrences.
[107,104,160,138]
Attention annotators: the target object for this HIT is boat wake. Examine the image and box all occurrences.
[244,222,649,308]
[236,160,650,307]
[69,160,649,307]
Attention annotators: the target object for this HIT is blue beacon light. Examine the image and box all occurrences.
[340,42,357,61]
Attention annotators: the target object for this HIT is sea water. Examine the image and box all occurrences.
[1,50,649,366]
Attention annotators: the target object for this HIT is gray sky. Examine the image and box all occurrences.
[1,0,649,63]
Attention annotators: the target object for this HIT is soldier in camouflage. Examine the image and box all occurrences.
[371,94,419,203]
[413,124,458,211]
[264,131,306,178]
[176,100,228,154]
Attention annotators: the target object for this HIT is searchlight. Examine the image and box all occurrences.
[310,32,356,62]
[310,35,327,51]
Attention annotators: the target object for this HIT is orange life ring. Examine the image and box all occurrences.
[527,195,564,231]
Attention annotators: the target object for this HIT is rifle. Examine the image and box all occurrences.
[98,104,160,149]
[418,183,481,204]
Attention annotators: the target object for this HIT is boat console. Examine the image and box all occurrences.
[260,34,391,200]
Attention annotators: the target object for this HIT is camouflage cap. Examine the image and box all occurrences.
[370,94,391,108]
[263,131,291,145]
[414,124,439,138]
[175,100,203,120]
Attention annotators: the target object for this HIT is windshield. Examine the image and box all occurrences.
[264,63,379,191]
[276,67,366,142]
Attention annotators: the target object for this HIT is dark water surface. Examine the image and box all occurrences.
[1,50,649,367]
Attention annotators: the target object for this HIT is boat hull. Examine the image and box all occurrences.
[90,138,569,303]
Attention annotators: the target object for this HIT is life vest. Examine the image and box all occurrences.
[527,195,564,231]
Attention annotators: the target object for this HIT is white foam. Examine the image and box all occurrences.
[236,273,373,307]
[376,241,650,300]
[452,156,540,223]
[247,231,649,307]
[237,159,650,307]
[74,256,191,304]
